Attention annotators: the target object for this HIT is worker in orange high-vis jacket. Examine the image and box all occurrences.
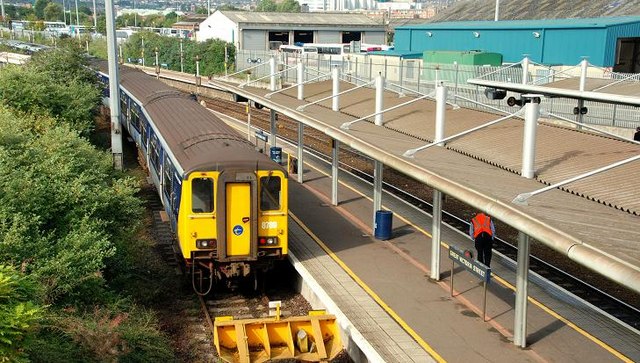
[468,212,496,267]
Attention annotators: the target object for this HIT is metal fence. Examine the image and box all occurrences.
[235,49,640,130]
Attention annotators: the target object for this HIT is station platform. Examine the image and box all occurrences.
[286,151,640,362]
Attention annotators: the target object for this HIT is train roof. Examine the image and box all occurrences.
[99,63,284,176]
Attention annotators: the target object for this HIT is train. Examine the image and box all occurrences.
[96,65,288,294]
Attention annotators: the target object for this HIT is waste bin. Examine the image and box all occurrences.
[270,146,282,164]
[374,210,393,240]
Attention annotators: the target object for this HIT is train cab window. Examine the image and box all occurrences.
[192,178,214,213]
[260,176,281,211]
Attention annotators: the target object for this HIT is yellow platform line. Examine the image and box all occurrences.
[290,211,447,363]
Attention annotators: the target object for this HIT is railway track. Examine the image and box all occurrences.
[201,96,640,331]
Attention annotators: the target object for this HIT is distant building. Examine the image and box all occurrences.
[197,10,386,50]
[172,21,199,34]
[394,16,640,71]
[301,0,377,12]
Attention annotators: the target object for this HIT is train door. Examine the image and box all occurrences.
[226,183,252,257]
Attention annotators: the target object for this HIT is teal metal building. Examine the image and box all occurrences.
[393,17,640,72]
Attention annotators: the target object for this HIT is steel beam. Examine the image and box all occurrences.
[514,232,530,348]
[332,140,339,205]
[521,95,540,179]
[431,190,442,280]
[297,123,304,184]
[373,160,383,228]
[270,109,277,148]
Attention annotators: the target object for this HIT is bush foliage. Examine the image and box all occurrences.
[0,46,177,361]
[120,32,235,77]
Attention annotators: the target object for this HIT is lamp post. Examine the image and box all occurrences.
[195,55,201,95]
[74,0,79,27]
[155,47,159,78]
[62,0,67,24]
[92,0,97,34]
[180,38,184,73]
[196,55,200,77]
[141,36,144,67]
[105,0,123,170]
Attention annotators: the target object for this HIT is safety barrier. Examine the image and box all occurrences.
[213,310,342,363]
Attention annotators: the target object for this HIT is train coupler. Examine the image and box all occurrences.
[218,262,251,279]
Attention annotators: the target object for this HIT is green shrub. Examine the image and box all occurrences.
[0,265,41,362]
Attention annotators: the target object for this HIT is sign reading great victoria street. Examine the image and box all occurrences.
[449,245,491,283]
[255,130,268,142]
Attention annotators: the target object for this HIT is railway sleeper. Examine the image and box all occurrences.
[213,311,342,363]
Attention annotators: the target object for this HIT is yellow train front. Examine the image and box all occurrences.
[108,67,288,295]
[178,165,288,293]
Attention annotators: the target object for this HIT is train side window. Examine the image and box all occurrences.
[192,178,214,213]
[120,94,129,122]
[149,135,161,171]
[163,157,173,204]
[131,108,141,132]
[260,176,281,211]
[141,116,149,148]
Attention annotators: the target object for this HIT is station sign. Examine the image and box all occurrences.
[448,245,491,283]
[255,130,268,142]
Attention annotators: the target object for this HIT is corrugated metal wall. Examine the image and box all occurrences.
[395,20,640,67]
[606,22,640,66]
[364,31,385,45]
[542,28,607,66]
[242,29,267,51]
[407,28,545,63]
[394,31,410,51]
[317,30,341,43]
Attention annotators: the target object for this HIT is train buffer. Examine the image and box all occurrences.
[213,309,342,363]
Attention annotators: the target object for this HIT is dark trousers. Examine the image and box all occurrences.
[474,232,494,267]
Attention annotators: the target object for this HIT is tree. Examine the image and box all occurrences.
[17,6,35,19]
[0,48,100,134]
[44,2,64,21]
[116,13,137,28]
[34,0,49,19]
[217,4,240,11]
[277,0,301,12]
[78,5,92,16]
[143,13,165,28]
[96,14,106,34]
[256,0,277,12]
[163,11,178,28]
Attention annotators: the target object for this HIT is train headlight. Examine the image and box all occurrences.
[259,237,278,246]
[196,239,216,249]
